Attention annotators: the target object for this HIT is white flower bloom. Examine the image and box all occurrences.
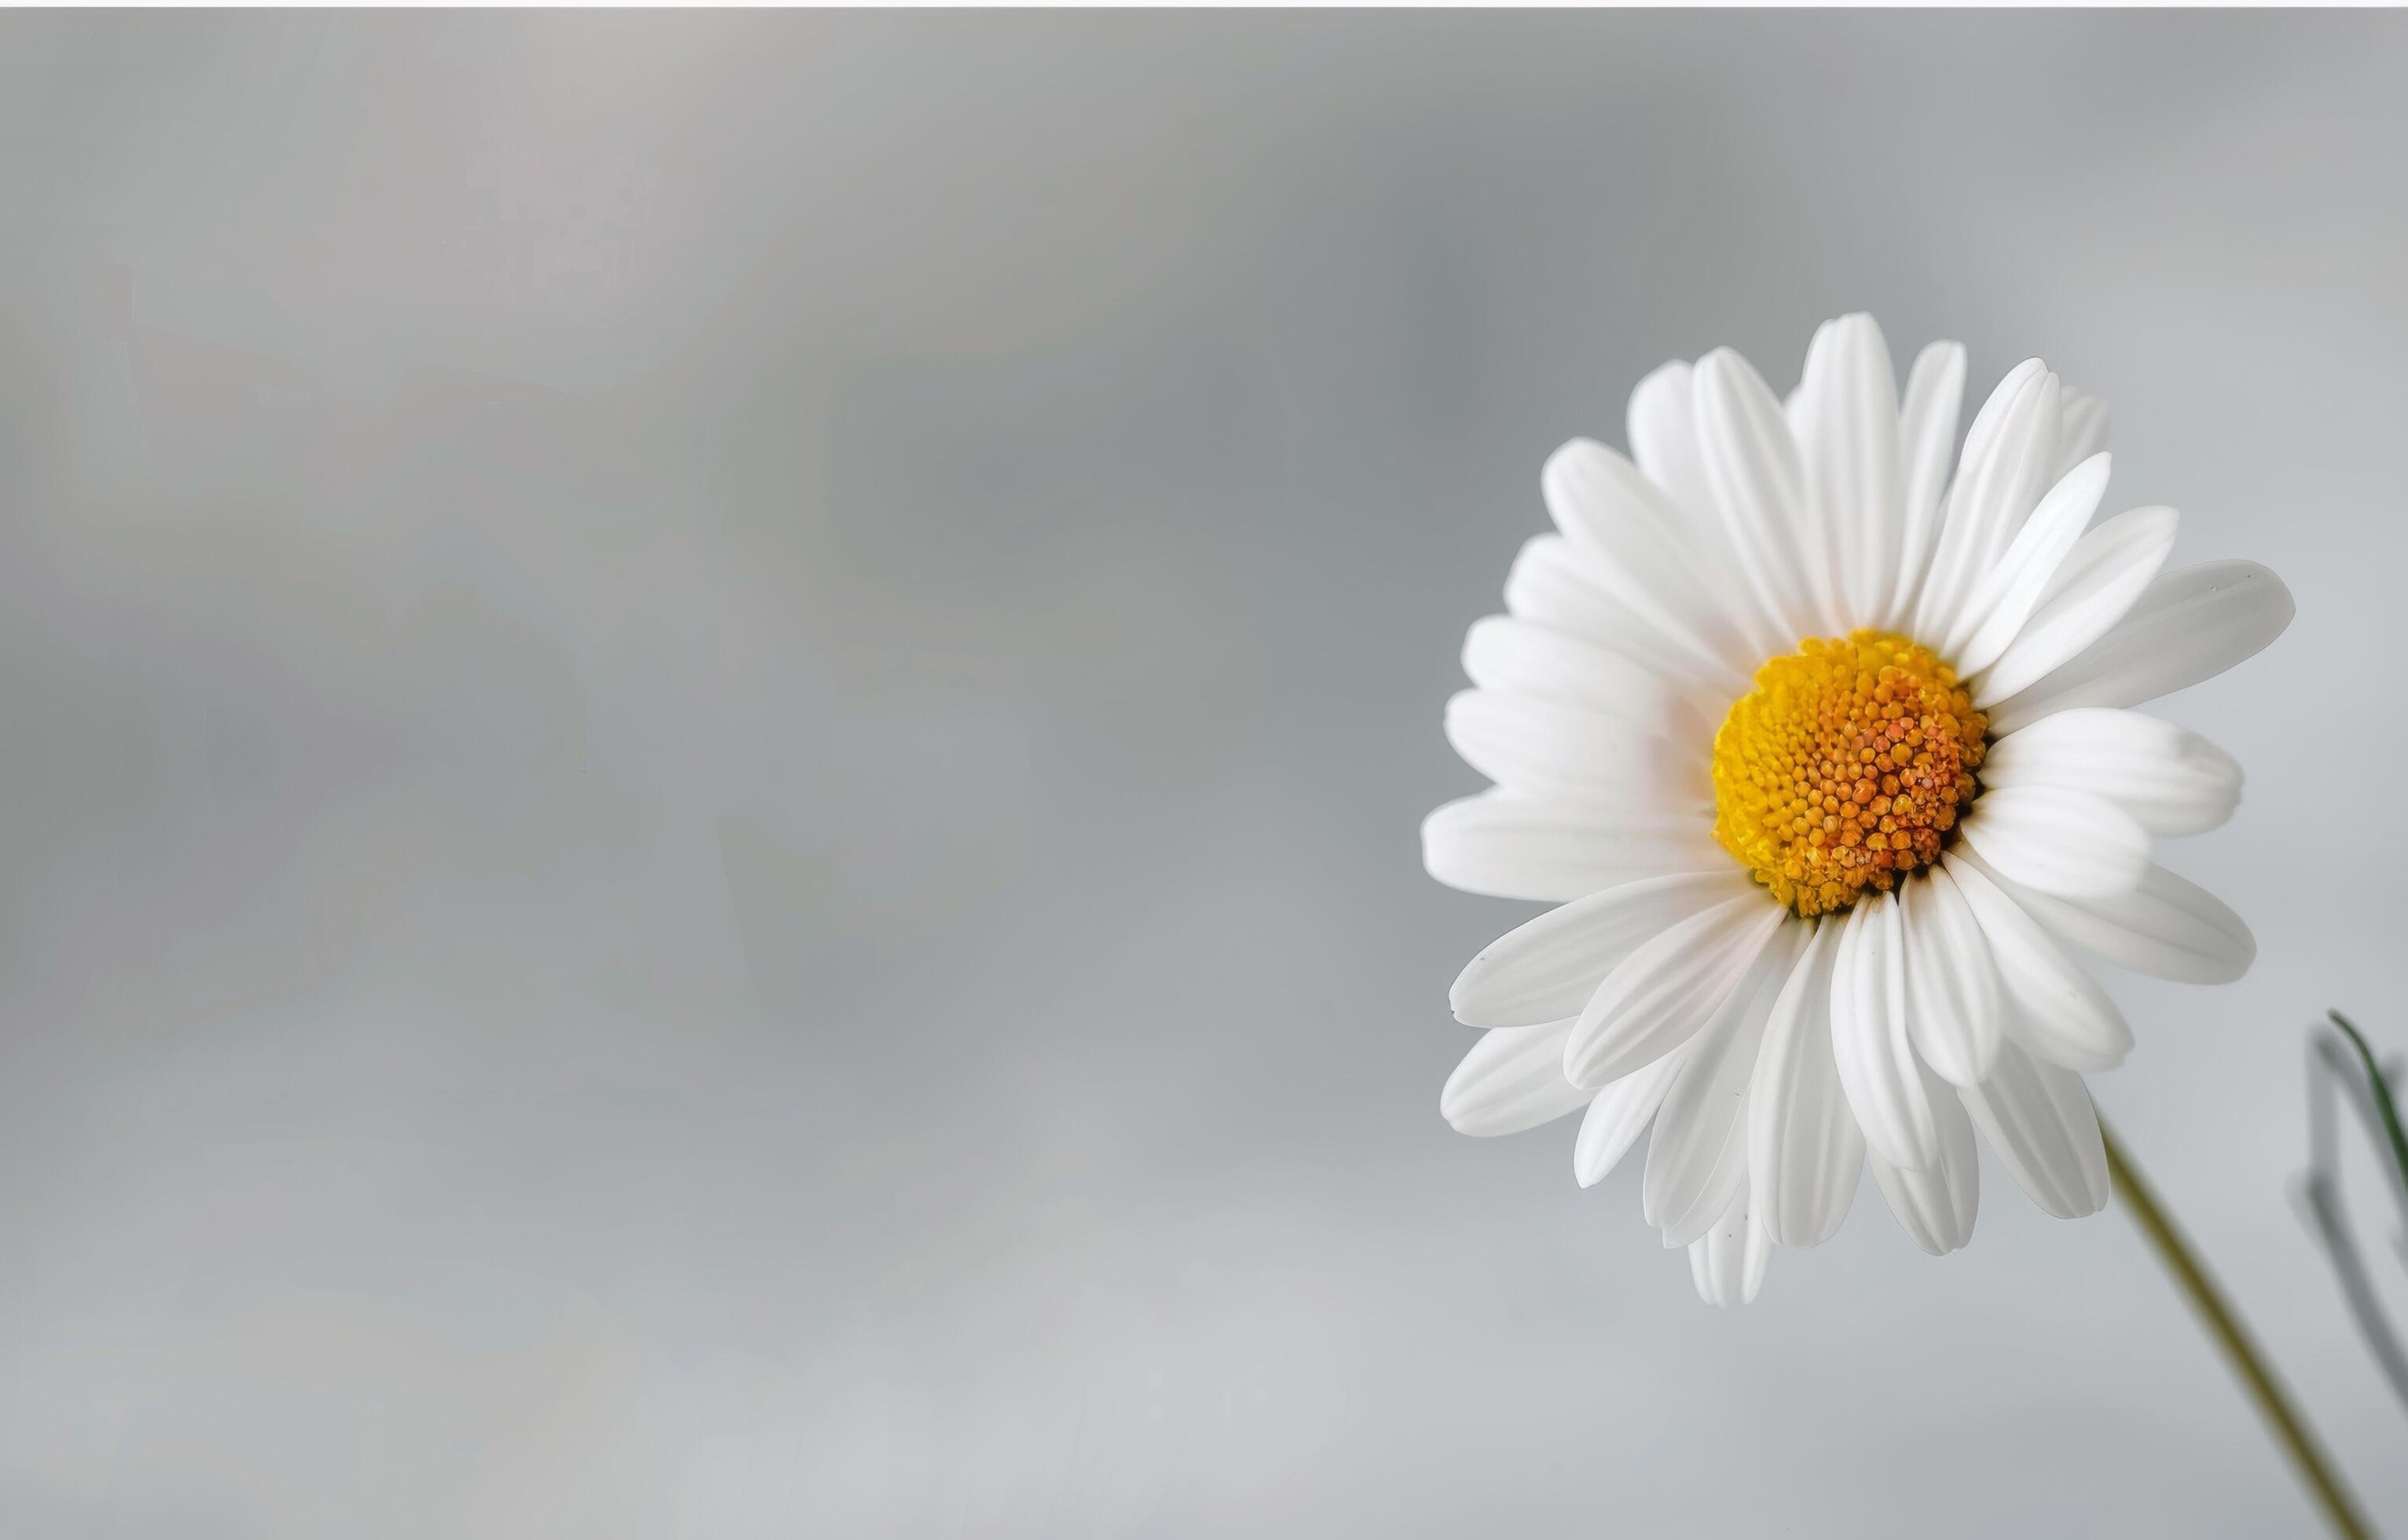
[1427,314,2291,1307]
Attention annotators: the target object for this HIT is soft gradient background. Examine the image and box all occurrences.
[2,11,2404,1537]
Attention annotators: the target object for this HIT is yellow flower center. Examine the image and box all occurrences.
[1710,629,1986,918]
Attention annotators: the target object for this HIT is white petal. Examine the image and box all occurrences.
[1692,347,1820,644]
[1946,453,2113,674]
[1746,918,1864,1248]
[1942,851,2133,1071]
[1913,362,2059,644]
[1450,869,1752,1027]
[1900,866,2003,1087]
[1960,358,2046,473]
[1627,360,1785,657]
[1423,791,1724,903]
[1794,314,1901,631]
[1565,895,1790,1088]
[1829,889,1941,1171]
[1955,785,2150,898]
[1627,361,1715,526]
[1644,926,1806,1244]
[1659,1162,1745,1250]
[1574,1050,1688,1188]
[1686,1178,1772,1307]
[1539,440,1754,689]
[1444,689,1704,809]
[1974,855,2256,984]
[1981,708,2243,838]
[1868,1066,1980,1256]
[1501,534,1730,690]
[2055,390,2109,478]
[1462,614,1713,732]
[1959,1042,2109,1219]
[1884,340,1967,630]
[1440,1020,1589,1136]
[1983,560,2294,733]
[1975,507,2180,711]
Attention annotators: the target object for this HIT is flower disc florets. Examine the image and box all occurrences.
[1710,629,1985,917]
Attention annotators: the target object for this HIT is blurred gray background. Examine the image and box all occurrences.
[0,10,2403,1537]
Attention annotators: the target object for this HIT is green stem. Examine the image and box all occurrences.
[2326,1010,2408,1205]
[2099,1120,2373,1540]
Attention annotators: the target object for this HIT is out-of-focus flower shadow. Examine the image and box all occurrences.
[2294,1010,2408,1418]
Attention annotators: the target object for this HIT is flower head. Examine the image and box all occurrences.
[1427,314,2290,1305]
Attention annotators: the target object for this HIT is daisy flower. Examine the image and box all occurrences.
[1427,314,2292,1306]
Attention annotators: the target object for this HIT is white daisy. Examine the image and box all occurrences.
[1427,314,2292,1307]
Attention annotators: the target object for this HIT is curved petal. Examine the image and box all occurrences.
[1423,792,1724,904]
[1983,560,2294,733]
[1913,363,2059,647]
[1644,925,1807,1243]
[1884,339,1967,630]
[1692,347,1820,646]
[1440,1019,1588,1136]
[1627,361,1714,524]
[1501,534,1730,690]
[1942,852,2134,1071]
[1974,507,2179,711]
[1974,855,2256,984]
[1867,1068,1980,1256]
[1947,453,2113,674]
[1628,360,1786,665]
[1444,689,1705,810]
[1955,785,2150,898]
[2054,390,2109,478]
[1574,1048,1688,1188]
[1900,866,2003,1087]
[1829,889,1941,1171]
[1450,869,1752,1027]
[1793,314,1901,631]
[1959,1042,2109,1219]
[1746,918,1864,1248]
[1565,894,1790,1088]
[1687,1178,1772,1308]
[1959,358,2045,475]
[1462,614,1712,732]
[1540,440,1754,688]
[1981,708,2243,838]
